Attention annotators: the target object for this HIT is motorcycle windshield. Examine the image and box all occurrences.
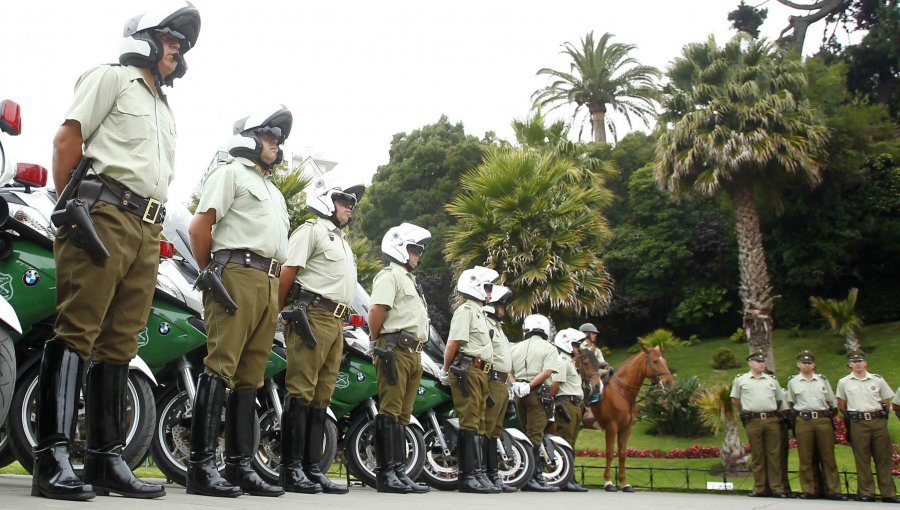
[162,202,199,273]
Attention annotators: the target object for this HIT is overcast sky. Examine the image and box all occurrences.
[0,0,842,204]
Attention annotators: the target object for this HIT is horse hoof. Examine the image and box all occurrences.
[622,485,634,493]
[604,483,617,492]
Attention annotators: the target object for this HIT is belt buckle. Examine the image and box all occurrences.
[332,302,348,319]
[483,362,492,374]
[759,412,768,420]
[863,412,871,421]
[811,411,819,419]
[415,341,424,353]
[267,259,280,277]
[142,198,162,224]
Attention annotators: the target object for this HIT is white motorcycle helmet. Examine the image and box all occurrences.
[305,174,365,221]
[554,328,586,354]
[228,105,292,170]
[119,0,201,86]
[522,314,551,339]
[381,222,431,266]
[483,284,510,318]
[457,266,499,302]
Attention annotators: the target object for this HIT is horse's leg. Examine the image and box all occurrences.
[604,425,617,492]
[618,424,634,492]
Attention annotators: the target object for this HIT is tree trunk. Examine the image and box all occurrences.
[590,109,607,144]
[731,182,777,375]
[844,331,861,353]
[720,418,748,471]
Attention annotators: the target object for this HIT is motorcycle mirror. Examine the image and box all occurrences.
[0,100,22,136]
[159,240,175,259]
[15,163,48,188]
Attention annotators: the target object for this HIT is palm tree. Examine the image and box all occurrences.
[444,148,613,320]
[810,288,862,353]
[532,31,661,145]
[654,35,828,375]
[697,385,749,472]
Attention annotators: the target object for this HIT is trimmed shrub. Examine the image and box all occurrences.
[711,347,741,369]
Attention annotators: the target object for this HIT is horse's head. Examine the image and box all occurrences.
[574,349,603,399]
[640,343,674,390]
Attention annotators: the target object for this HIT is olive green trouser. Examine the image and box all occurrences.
[449,365,488,433]
[553,401,582,448]
[284,304,343,407]
[795,416,841,496]
[516,392,548,445]
[203,264,278,390]
[745,417,784,494]
[54,201,161,363]
[849,418,896,498]
[483,379,510,440]
[375,339,422,425]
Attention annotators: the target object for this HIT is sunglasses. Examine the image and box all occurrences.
[407,243,425,256]
[332,192,357,209]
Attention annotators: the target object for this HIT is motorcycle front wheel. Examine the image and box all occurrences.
[252,406,338,484]
[344,414,425,488]
[497,433,535,490]
[0,328,14,427]
[419,421,458,491]
[540,440,574,489]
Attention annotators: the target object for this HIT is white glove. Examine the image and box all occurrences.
[438,369,451,386]
[511,381,531,398]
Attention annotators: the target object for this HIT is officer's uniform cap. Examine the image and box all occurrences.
[796,350,815,363]
[847,349,866,362]
[746,350,766,362]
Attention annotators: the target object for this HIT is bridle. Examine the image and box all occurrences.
[608,351,671,407]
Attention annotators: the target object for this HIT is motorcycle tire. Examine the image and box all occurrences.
[420,421,459,491]
[252,406,338,484]
[0,328,14,426]
[345,414,425,488]
[497,434,536,490]
[540,441,574,489]
[9,365,155,475]
[0,422,15,468]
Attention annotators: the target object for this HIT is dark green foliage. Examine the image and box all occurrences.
[730,327,747,344]
[711,347,741,370]
[639,377,713,437]
[728,1,768,38]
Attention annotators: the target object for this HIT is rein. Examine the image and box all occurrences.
[607,351,671,407]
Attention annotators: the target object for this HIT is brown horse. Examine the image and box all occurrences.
[577,344,674,492]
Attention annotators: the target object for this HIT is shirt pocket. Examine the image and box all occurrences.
[246,184,271,213]
[112,92,151,141]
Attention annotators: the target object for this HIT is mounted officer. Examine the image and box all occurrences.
[440,266,499,493]
[186,106,292,498]
[368,222,432,494]
[578,322,608,402]
[277,174,364,494]
[33,1,199,500]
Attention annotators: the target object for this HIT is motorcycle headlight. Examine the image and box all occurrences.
[156,272,186,303]
[9,204,55,240]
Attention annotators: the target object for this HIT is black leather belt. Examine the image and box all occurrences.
[456,354,491,373]
[93,179,165,224]
[297,289,349,320]
[793,409,833,420]
[381,331,424,353]
[557,395,583,406]
[213,249,281,277]
[742,410,779,421]
[487,369,508,382]
[847,410,887,421]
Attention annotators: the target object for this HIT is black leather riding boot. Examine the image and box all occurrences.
[186,373,241,497]
[375,414,412,493]
[457,428,493,493]
[279,395,321,493]
[392,420,428,493]
[223,389,283,496]
[83,362,165,498]
[31,339,95,500]
[485,437,517,492]
[524,444,558,492]
[303,406,347,493]
[474,435,500,492]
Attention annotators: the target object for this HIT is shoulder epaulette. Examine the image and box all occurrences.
[871,374,883,379]
[819,373,827,380]
[787,374,795,381]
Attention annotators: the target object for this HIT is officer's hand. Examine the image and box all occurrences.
[438,369,450,386]
[511,381,531,398]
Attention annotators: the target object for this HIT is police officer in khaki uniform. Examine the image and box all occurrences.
[835,349,899,503]
[785,350,845,500]
[277,175,364,494]
[510,314,561,493]
[482,285,516,493]
[578,323,608,403]
[893,387,900,419]
[551,328,588,492]
[368,223,432,494]
[186,107,292,498]
[730,350,787,498]
[33,2,200,501]
[440,266,499,494]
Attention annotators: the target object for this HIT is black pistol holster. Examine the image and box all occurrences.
[449,355,470,397]
[555,398,572,423]
[50,159,110,265]
[537,385,555,423]
[194,261,238,314]
[283,285,318,348]
[373,339,398,386]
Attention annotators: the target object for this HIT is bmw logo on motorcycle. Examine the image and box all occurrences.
[23,269,40,287]
[158,322,172,335]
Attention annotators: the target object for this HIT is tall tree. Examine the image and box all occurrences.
[728,1,769,38]
[532,32,660,144]
[654,35,828,374]
[776,0,851,54]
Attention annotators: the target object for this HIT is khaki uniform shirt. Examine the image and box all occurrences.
[197,157,289,261]
[370,262,429,342]
[285,217,356,304]
[553,352,582,397]
[65,64,176,202]
[511,335,560,382]
[836,372,893,412]
[730,372,783,412]
[584,343,606,363]
[485,316,511,374]
[786,373,836,412]
[447,300,492,361]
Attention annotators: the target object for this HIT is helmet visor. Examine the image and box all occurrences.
[407,243,425,257]
[254,126,284,144]
[332,192,357,210]
[483,283,493,293]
